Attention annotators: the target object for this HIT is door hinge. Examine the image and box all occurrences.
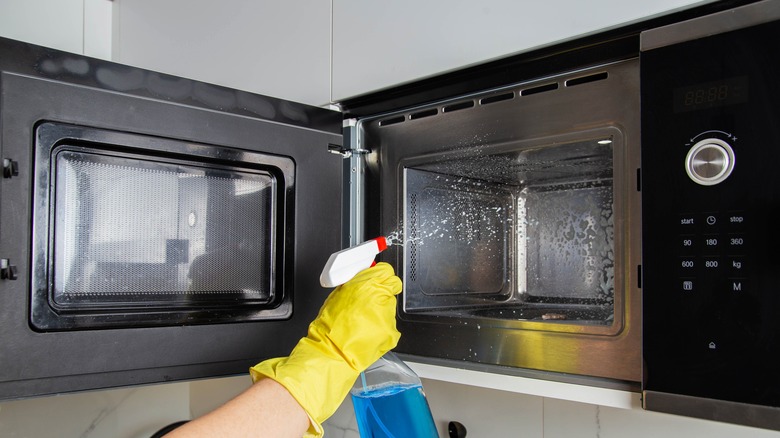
[327,143,368,158]
[1,259,18,280]
[3,158,19,178]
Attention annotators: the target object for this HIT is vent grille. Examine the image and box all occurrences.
[442,100,475,113]
[480,91,514,106]
[409,193,418,282]
[521,82,558,96]
[409,108,438,120]
[377,66,612,128]
[379,115,405,126]
[565,72,608,87]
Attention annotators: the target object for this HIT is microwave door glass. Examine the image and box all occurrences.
[29,121,296,332]
[52,149,274,309]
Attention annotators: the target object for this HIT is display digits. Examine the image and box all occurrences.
[684,85,729,107]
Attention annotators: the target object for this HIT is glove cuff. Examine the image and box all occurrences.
[250,338,362,437]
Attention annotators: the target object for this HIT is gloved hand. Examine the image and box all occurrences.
[250,262,402,437]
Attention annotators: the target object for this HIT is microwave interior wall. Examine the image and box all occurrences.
[0,38,344,399]
[360,59,642,384]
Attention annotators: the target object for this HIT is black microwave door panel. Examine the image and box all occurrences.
[641,18,780,423]
[0,38,344,399]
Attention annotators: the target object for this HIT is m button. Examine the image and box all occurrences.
[729,279,747,293]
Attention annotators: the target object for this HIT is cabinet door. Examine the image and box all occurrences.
[0,0,83,53]
[0,0,111,59]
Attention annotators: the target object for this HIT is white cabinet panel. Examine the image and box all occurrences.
[332,0,712,101]
[0,0,84,54]
[113,0,331,107]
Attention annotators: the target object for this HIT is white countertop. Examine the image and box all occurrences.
[407,361,641,410]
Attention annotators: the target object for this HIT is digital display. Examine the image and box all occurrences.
[673,76,749,113]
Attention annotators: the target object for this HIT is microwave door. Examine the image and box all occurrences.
[0,37,345,399]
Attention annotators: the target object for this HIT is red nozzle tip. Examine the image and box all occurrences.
[374,236,388,252]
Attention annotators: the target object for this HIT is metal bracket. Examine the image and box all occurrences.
[3,158,19,178]
[328,143,369,158]
[0,259,18,280]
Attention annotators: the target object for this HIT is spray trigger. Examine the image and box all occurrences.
[319,237,388,288]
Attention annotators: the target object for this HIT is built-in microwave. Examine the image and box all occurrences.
[0,30,644,400]
[3,3,777,433]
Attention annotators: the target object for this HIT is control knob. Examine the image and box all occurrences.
[685,138,735,185]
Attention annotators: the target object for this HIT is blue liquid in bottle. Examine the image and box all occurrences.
[352,383,438,438]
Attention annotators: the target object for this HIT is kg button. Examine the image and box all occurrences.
[728,257,745,275]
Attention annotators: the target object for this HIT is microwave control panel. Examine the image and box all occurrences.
[641,11,780,425]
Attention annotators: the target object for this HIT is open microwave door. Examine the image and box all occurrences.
[0,37,345,399]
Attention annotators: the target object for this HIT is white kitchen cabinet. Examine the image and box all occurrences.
[112,0,331,107]
[0,0,83,54]
[0,0,112,59]
[331,0,714,101]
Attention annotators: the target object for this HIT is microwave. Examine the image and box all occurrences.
[2,2,776,432]
[0,31,642,400]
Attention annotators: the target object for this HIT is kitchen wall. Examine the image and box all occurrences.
[1,1,779,437]
[330,0,721,101]
[111,0,331,107]
[1,0,723,107]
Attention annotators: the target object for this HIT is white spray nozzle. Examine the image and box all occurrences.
[319,237,388,288]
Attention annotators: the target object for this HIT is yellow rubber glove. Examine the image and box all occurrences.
[250,262,402,437]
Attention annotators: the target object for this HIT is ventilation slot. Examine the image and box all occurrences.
[409,193,418,282]
[480,92,514,106]
[378,115,406,127]
[442,101,475,113]
[409,108,438,120]
[566,72,608,87]
[521,83,558,96]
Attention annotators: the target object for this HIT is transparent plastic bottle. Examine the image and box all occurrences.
[351,352,438,438]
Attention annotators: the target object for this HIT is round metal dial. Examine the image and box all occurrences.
[685,138,735,186]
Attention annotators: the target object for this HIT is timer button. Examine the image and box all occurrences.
[685,138,735,186]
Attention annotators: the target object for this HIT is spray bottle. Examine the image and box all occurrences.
[320,238,438,438]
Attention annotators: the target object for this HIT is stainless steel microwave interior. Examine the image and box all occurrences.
[359,59,642,384]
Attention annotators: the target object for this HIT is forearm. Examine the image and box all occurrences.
[165,378,310,438]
